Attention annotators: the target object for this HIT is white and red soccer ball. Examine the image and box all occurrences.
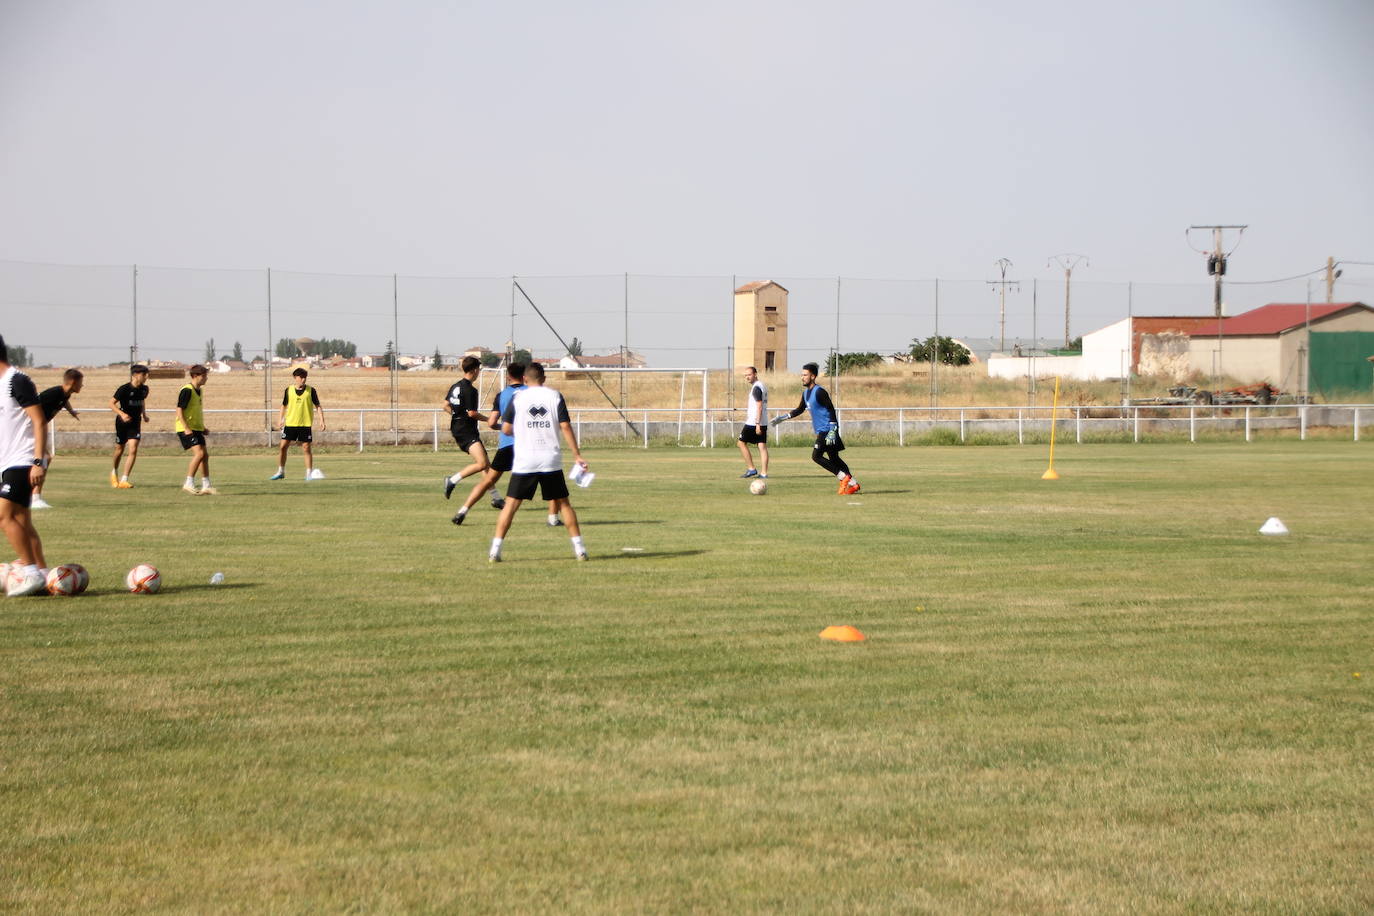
[126,564,161,594]
[45,565,81,596]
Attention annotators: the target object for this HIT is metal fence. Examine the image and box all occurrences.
[46,404,1374,453]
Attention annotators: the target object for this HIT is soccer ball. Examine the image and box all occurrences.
[749,478,767,495]
[46,565,81,596]
[126,564,161,594]
[68,564,90,594]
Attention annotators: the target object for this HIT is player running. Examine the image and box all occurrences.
[452,362,524,526]
[110,364,150,488]
[488,362,589,563]
[736,365,769,480]
[30,369,83,509]
[773,361,861,495]
[0,335,51,596]
[270,367,326,481]
[441,356,490,501]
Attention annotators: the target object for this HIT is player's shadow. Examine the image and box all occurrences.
[580,519,663,526]
[848,489,910,496]
[177,582,256,592]
[604,549,707,560]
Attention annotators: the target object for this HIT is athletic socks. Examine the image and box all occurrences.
[455,506,468,519]
[570,536,585,557]
[201,477,212,489]
[449,472,462,485]
[489,537,503,559]
[185,476,196,488]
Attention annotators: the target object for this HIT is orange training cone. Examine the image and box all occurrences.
[820,625,866,642]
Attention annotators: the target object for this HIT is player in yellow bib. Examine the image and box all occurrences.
[270,367,326,481]
[175,364,214,494]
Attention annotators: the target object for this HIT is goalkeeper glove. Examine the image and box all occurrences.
[825,428,838,446]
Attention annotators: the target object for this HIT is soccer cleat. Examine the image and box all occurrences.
[7,570,45,597]
[198,487,219,496]
[309,468,325,480]
[547,515,564,528]
[837,475,852,494]
[451,512,465,526]
[269,470,285,480]
[843,479,861,496]
[488,554,501,564]
[110,471,119,488]
[740,469,759,478]
[116,480,134,489]
[182,483,199,495]
[443,477,456,500]
[30,496,51,510]
[490,495,506,510]
[575,552,588,562]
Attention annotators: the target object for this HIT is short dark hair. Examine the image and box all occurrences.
[526,362,545,383]
[189,364,208,378]
[461,355,481,373]
[746,366,757,373]
[292,367,308,379]
[64,369,83,383]
[130,364,148,375]
[507,362,525,381]
[803,362,820,375]
[0,335,7,363]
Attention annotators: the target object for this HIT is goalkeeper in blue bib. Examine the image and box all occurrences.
[774,361,861,495]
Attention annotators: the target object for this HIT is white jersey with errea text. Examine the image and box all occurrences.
[502,385,572,474]
[0,366,39,471]
[746,380,768,426]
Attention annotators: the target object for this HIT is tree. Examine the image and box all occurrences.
[431,347,443,370]
[275,338,296,359]
[825,352,883,375]
[204,338,216,363]
[233,341,243,362]
[382,341,395,370]
[909,335,971,366]
[4,344,31,367]
[513,348,531,366]
[567,337,584,357]
[480,352,503,368]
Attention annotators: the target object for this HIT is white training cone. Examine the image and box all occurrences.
[1259,517,1289,536]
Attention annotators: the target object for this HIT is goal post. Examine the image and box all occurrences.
[478,364,711,445]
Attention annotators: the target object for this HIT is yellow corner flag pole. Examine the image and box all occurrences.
[1042,376,1061,480]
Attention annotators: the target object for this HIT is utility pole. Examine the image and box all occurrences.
[986,258,1019,352]
[1187,224,1246,387]
[1325,256,1341,303]
[1047,254,1088,347]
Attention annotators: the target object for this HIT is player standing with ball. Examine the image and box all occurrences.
[0,335,50,596]
[488,362,588,563]
[736,365,769,480]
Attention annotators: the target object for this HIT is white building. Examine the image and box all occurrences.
[987,318,1132,381]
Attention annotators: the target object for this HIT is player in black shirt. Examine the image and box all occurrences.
[110,364,150,488]
[441,356,491,500]
[30,369,83,509]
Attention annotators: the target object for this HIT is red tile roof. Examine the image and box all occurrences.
[1191,303,1369,337]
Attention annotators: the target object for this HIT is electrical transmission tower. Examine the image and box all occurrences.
[986,258,1019,352]
[1047,254,1088,347]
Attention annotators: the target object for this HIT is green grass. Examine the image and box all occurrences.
[3,443,1372,913]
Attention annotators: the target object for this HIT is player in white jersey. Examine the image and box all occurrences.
[0,335,50,596]
[488,362,589,563]
[736,365,769,479]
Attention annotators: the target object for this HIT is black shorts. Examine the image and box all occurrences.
[739,424,768,444]
[507,470,569,502]
[0,467,34,508]
[813,432,846,452]
[281,425,313,443]
[178,431,208,450]
[491,445,515,473]
[115,421,142,444]
[451,426,482,452]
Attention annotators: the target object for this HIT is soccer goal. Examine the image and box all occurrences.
[478,364,711,446]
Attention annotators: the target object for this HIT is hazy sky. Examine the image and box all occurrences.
[3,0,1373,363]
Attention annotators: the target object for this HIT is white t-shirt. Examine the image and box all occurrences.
[0,366,39,471]
[745,381,768,426]
[502,385,571,474]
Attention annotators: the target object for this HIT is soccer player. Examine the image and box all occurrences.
[736,365,769,480]
[270,367,326,481]
[488,362,589,563]
[0,335,50,596]
[451,362,523,526]
[774,361,861,495]
[175,365,215,495]
[111,364,150,488]
[30,369,83,509]
[441,356,490,500]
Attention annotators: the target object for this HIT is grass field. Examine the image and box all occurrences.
[3,442,1371,912]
